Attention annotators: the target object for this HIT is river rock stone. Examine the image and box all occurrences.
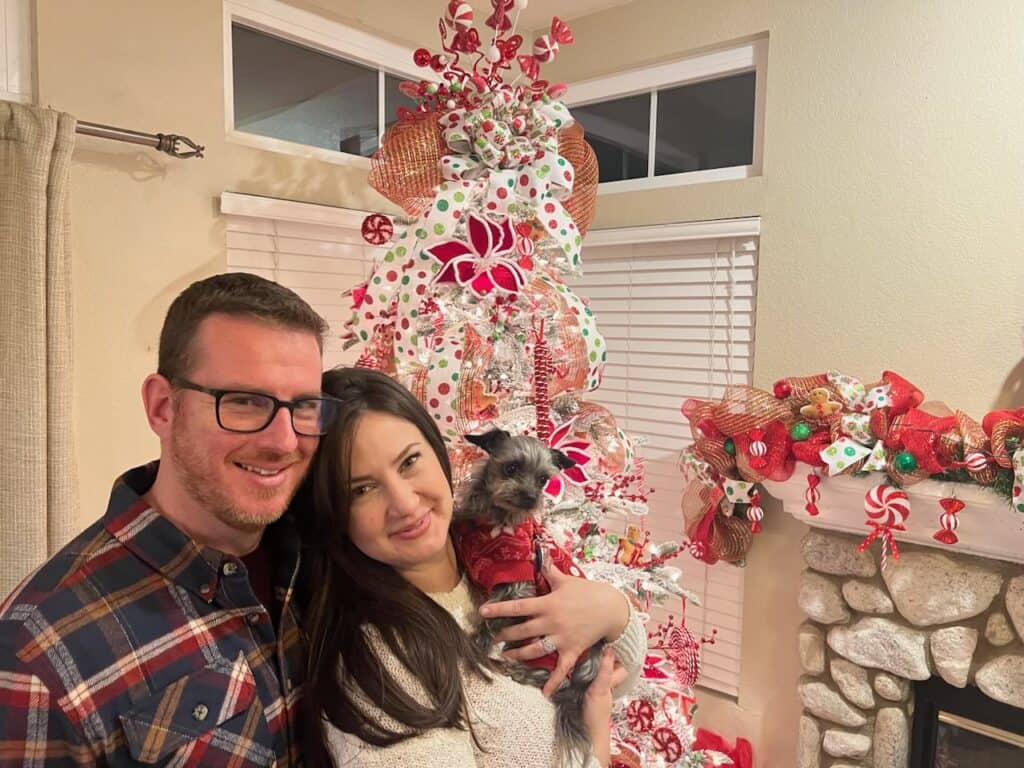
[882,551,1002,626]
[930,626,978,688]
[827,617,931,680]
[873,672,910,701]
[800,571,851,624]
[986,612,1016,646]
[822,730,871,759]
[874,707,909,768]
[1006,575,1024,642]
[798,715,821,768]
[975,654,1024,708]
[802,531,877,577]
[842,579,894,614]
[798,678,868,727]
[830,658,874,709]
[800,622,826,675]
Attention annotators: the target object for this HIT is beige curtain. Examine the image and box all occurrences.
[0,102,78,598]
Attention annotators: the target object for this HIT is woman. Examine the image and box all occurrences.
[298,367,646,767]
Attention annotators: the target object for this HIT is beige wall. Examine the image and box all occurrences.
[33,0,1024,765]
[547,0,1024,764]
[34,0,433,526]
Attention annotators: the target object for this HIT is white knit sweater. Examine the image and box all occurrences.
[327,576,646,768]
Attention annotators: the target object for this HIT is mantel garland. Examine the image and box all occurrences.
[679,370,1024,566]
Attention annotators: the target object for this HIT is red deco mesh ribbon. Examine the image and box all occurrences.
[732,420,796,482]
[886,408,957,475]
[982,407,1024,469]
[681,483,752,565]
[369,115,599,235]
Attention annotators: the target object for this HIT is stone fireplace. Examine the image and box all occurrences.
[761,474,1024,767]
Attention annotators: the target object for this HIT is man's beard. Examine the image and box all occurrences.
[170,428,302,534]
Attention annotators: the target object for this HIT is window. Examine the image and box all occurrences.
[223,0,419,165]
[567,38,767,192]
[221,192,382,368]
[571,218,760,696]
[1,0,34,104]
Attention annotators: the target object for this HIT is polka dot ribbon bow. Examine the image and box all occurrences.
[819,370,892,476]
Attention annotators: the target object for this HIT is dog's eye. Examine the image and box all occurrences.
[536,474,549,488]
[503,462,520,478]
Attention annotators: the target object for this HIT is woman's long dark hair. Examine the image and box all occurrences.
[296,367,494,767]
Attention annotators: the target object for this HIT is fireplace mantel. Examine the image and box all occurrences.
[761,474,1024,566]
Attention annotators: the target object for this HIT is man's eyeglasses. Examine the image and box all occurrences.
[172,378,340,437]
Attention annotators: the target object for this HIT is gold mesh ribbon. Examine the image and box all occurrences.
[706,386,793,435]
[710,514,753,564]
[558,121,598,235]
[989,418,1024,469]
[953,410,999,484]
[369,113,446,217]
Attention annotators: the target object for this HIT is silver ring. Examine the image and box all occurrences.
[539,635,557,654]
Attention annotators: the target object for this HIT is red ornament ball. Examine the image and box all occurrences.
[413,48,431,67]
[361,214,394,245]
[773,380,792,399]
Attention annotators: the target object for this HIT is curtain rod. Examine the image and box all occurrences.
[76,120,204,159]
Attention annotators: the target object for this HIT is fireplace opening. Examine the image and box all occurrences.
[910,677,1024,767]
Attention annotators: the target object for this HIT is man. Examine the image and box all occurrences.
[0,273,331,766]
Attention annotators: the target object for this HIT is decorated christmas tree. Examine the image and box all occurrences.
[342,2,734,765]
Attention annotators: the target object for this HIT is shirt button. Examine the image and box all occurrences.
[198,583,212,597]
[247,612,262,625]
[223,561,239,576]
[192,704,209,721]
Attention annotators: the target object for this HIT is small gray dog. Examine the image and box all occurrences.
[453,428,604,767]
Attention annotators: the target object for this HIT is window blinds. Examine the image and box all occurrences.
[571,221,760,696]
[222,193,380,369]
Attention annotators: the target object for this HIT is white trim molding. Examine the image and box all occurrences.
[585,216,760,246]
[1,0,35,104]
[567,37,768,194]
[220,191,374,230]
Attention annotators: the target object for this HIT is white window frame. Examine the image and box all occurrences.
[566,38,768,195]
[222,0,420,167]
[1,0,35,104]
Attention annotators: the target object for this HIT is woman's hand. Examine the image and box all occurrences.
[582,647,628,767]
[478,562,631,696]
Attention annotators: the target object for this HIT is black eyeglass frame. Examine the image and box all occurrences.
[170,377,340,436]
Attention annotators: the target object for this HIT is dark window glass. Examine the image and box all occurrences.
[232,24,379,156]
[655,71,755,176]
[571,93,651,183]
[384,74,420,129]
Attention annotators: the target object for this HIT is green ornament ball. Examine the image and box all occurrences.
[724,438,736,456]
[894,451,918,473]
[790,422,812,441]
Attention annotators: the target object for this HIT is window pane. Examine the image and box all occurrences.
[232,24,379,156]
[655,71,755,175]
[571,94,650,183]
[384,74,420,129]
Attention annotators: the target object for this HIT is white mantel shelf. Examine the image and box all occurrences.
[761,474,1024,566]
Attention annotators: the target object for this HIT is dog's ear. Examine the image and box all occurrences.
[465,429,511,455]
[550,448,576,470]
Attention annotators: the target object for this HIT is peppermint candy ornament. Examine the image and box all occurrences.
[361,213,394,245]
[857,484,910,571]
[864,483,911,528]
[964,451,989,473]
[532,34,559,62]
[746,491,764,533]
[933,497,964,545]
[747,428,768,469]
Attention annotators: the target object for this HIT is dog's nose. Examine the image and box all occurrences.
[515,491,540,508]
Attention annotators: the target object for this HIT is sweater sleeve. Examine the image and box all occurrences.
[608,598,647,698]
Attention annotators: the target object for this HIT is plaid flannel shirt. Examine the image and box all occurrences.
[0,463,305,767]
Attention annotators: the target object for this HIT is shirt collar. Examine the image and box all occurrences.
[103,462,300,603]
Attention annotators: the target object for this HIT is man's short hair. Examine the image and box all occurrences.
[158,272,328,380]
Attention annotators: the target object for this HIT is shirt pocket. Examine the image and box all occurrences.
[119,651,270,766]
